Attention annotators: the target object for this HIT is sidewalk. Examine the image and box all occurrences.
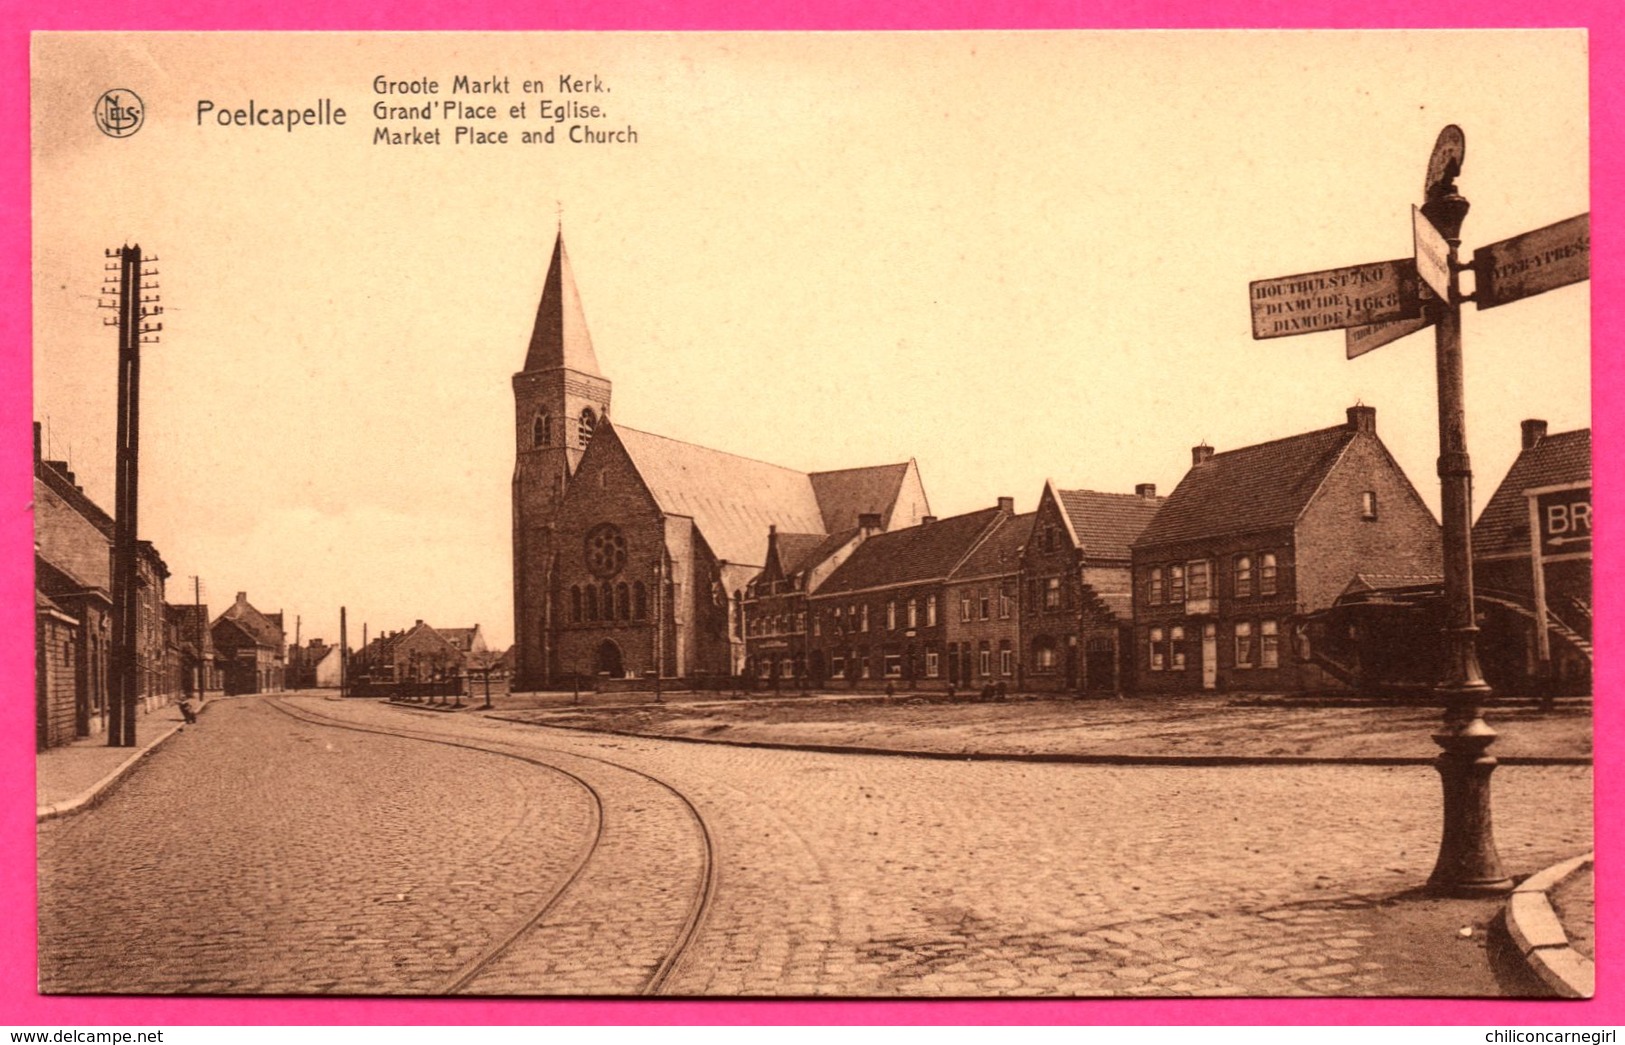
[36,696,216,820]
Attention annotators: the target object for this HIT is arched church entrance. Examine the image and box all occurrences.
[595,640,625,679]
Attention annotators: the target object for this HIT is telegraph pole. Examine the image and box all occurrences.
[101,244,161,747]
[340,606,348,698]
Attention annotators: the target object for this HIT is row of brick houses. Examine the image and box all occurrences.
[739,406,1590,697]
[355,621,490,683]
[34,420,293,747]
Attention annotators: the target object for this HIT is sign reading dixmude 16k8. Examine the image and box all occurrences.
[1248,257,1422,340]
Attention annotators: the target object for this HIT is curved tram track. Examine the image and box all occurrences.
[266,696,716,995]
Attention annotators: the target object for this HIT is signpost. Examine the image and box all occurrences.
[1248,125,1590,897]
[1474,213,1591,310]
[1249,258,1421,340]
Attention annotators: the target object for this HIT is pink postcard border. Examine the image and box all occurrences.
[2,0,1617,1028]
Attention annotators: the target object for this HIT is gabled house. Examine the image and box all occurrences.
[1472,419,1591,694]
[211,592,286,694]
[807,501,1012,689]
[943,510,1033,690]
[742,522,874,685]
[1022,481,1165,694]
[1131,405,1441,693]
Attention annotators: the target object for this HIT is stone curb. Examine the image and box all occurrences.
[35,703,208,823]
[1505,851,1594,999]
[479,713,1591,769]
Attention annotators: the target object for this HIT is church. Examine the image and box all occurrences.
[511,231,930,690]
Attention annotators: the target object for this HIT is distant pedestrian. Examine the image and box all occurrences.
[177,698,198,725]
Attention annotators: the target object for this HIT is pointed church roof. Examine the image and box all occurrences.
[523,231,603,376]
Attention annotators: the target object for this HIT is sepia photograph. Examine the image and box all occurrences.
[26,28,1594,1007]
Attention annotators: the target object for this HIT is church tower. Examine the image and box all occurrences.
[513,230,612,688]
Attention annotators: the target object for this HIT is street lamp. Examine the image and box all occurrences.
[1419,135,1511,895]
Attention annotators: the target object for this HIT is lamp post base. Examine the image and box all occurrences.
[1427,699,1513,897]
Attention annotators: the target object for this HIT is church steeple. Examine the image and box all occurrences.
[523,231,602,377]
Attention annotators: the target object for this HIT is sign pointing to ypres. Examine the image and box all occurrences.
[1473,212,1590,310]
[1249,257,1422,340]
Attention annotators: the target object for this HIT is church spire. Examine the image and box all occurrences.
[523,229,602,376]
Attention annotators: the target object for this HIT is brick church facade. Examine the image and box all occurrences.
[511,232,929,690]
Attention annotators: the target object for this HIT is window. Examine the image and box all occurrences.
[860,604,870,632]
[832,655,845,678]
[887,601,897,631]
[1235,620,1254,668]
[926,595,937,627]
[884,654,902,678]
[578,407,597,448]
[1149,626,1165,671]
[925,650,939,678]
[781,660,795,679]
[1261,619,1280,668]
[634,582,648,620]
[1034,637,1058,673]
[961,596,972,622]
[1187,560,1211,600]
[616,582,630,620]
[1046,528,1058,553]
[1234,555,1253,598]
[979,589,991,620]
[1169,564,1186,603]
[861,652,872,679]
[532,413,551,448]
[1260,553,1278,596]
[907,599,918,629]
[1170,625,1187,671]
[999,592,1011,619]
[1044,577,1062,611]
[1149,567,1164,605]
[979,642,991,677]
[1361,491,1378,520]
[585,586,599,622]
[999,641,1013,676]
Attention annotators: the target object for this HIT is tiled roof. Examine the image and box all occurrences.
[1345,572,1444,593]
[1056,489,1165,561]
[523,231,602,377]
[617,425,830,567]
[1134,424,1356,547]
[35,459,114,537]
[817,508,1005,596]
[439,626,479,650]
[216,597,283,649]
[951,512,1034,580]
[809,463,913,532]
[787,528,862,577]
[1472,429,1591,559]
[770,532,831,576]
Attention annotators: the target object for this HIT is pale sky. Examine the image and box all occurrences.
[32,31,1590,652]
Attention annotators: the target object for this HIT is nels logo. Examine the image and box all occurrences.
[94,89,144,138]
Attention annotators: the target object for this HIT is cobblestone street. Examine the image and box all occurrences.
[37,694,1593,997]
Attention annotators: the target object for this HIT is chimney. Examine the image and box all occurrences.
[1192,443,1215,466]
[997,496,1015,514]
[1135,483,1156,499]
[236,592,248,606]
[858,512,883,533]
[920,515,938,527]
[415,619,424,628]
[1346,404,1377,434]
[32,421,40,463]
[1522,418,1548,450]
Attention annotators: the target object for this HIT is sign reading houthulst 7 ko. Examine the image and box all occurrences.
[1249,257,1422,340]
